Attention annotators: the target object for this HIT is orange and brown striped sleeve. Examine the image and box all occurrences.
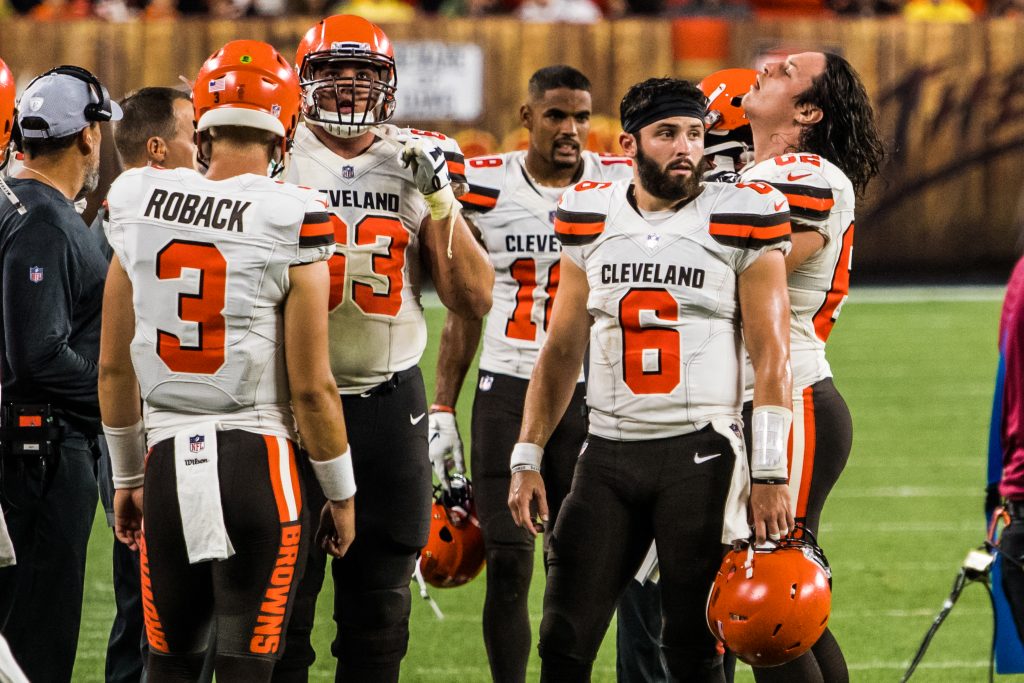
[299,209,337,248]
[554,207,606,246]
[764,182,834,227]
[709,210,792,250]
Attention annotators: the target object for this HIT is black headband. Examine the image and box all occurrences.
[622,98,708,135]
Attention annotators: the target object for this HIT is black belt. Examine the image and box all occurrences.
[359,366,419,398]
[1007,499,1024,520]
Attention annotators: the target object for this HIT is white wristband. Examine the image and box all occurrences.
[751,405,792,479]
[510,442,543,473]
[103,420,146,490]
[311,446,357,501]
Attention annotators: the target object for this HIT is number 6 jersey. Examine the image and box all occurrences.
[104,166,336,446]
[461,150,633,380]
[555,179,791,441]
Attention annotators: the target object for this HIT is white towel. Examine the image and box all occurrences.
[633,541,660,585]
[174,423,234,563]
[711,418,751,545]
[0,633,28,683]
[0,510,14,568]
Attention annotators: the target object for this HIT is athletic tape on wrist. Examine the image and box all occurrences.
[751,405,792,479]
[425,184,459,222]
[103,420,146,489]
[510,442,543,472]
[311,446,357,501]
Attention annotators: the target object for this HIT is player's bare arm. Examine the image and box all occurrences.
[431,214,486,409]
[509,253,591,536]
[420,211,493,320]
[98,258,145,552]
[786,230,826,273]
[738,248,796,544]
[285,260,355,558]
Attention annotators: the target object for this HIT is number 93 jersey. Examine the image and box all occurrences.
[460,150,633,380]
[739,153,856,394]
[104,167,336,446]
[555,178,791,441]
[286,124,467,393]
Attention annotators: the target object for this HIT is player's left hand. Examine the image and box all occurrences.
[398,137,451,197]
[317,498,356,558]
[428,411,465,491]
[750,482,794,545]
[113,487,144,551]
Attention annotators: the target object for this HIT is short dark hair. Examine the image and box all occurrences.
[114,87,191,166]
[21,131,79,159]
[528,65,591,100]
[619,77,706,134]
[208,125,278,156]
[796,53,885,196]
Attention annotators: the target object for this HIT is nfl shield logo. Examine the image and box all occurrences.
[189,434,205,453]
[28,266,43,283]
[548,210,557,224]
[479,375,494,392]
[342,166,355,180]
[646,233,661,249]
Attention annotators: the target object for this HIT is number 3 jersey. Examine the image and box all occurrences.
[461,150,633,380]
[285,123,467,394]
[556,179,791,441]
[104,167,336,446]
[739,153,855,394]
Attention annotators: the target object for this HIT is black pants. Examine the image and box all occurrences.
[273,367,432,683]
[143,430,307,681]
[1001,509,1024,643]
[472,371,588,683]
[0,428,99,683]
[538,429,734,683]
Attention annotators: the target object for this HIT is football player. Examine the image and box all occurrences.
[428,65,632,683]
[99,40,356,682]
[737,51,885,683]
[275,15,493,683]
[507,77,795,681]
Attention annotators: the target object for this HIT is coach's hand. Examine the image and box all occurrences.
[114,487,144,551]
[509,470,548,537]
[428,411,465,491]
[750,483,794,545]
[317,498,356,558]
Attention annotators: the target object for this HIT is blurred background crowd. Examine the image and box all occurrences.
[2,0,1021,36]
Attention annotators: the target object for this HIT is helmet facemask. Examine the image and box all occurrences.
[300,52,397,139]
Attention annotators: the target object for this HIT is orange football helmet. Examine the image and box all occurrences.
[295,15,397,139]
[192,40,301,173]
[0,58,15,169]
[419,474,485,588]
[706,530,832,668]
[699,68,758,132]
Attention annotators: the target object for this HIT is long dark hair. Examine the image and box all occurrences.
[796,53,885,197]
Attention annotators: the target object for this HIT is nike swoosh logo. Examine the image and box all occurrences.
[774,201,787,211]
[410,413,426,425]
[429,432,440,443]
[693,452,722,464]
[787,172,812,181]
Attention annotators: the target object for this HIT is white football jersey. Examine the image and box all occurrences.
[557,179,791,441]
[461,150,633,380]
[286,124,466,393]
[105,167,336,447]
[739,153,855,394]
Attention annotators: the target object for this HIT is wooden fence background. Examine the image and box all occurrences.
[2,17,1024,273]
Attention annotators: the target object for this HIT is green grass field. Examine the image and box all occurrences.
[73,288,1024,682]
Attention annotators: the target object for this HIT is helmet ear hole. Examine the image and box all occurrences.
[438,527,453,543]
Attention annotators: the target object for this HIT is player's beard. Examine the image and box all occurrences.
[636,143,705,202]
